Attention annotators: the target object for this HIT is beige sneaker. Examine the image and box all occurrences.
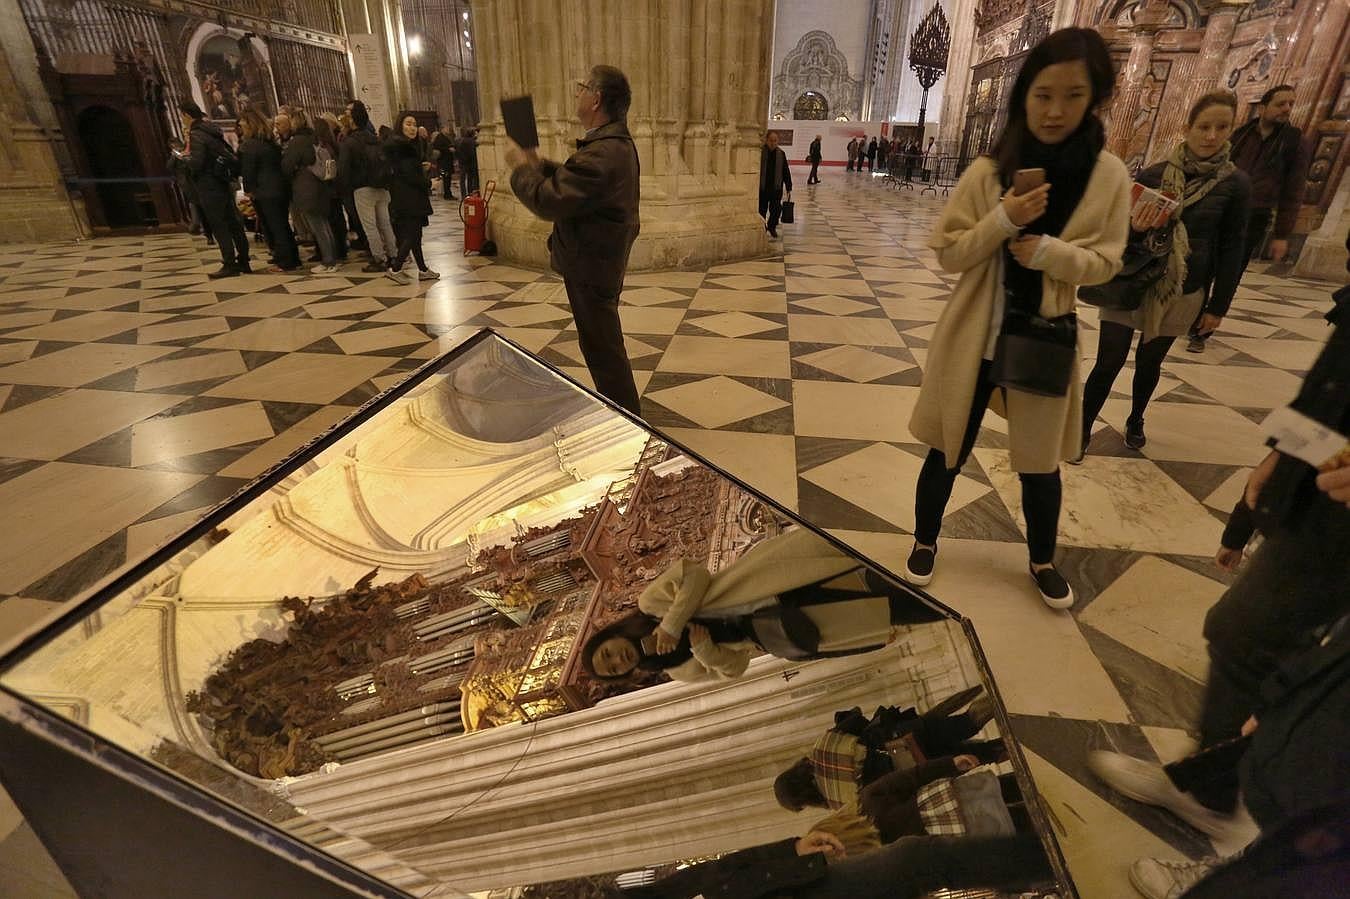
[1129,856,1221,899]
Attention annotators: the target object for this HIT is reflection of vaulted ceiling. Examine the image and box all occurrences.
[5,340,648,779]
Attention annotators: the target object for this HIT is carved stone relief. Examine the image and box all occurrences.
[771,30,862,122]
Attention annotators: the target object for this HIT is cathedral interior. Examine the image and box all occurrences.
[0,0,1346,898]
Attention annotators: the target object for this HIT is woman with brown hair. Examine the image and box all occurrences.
[312,116,350,265]
[903,28,1131,609]
[280,108,340,273]
[237,109,298,271]
[1080,91,1250,455]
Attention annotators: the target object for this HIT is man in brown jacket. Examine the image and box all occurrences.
[506,65,642,415]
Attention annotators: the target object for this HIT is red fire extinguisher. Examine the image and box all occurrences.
[459,180,496,255]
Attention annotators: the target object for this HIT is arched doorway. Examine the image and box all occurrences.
[794,90,829,120]
[77,106,152,228]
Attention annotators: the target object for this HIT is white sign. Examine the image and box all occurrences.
[349,34,392,130]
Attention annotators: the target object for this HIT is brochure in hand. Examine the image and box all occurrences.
[1130,182,1180,224]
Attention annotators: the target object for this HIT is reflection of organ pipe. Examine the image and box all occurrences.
[315,702,458,746]
[317,710,461,754]
[330,722,463,760]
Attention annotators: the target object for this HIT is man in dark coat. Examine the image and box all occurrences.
[168,139,210,242]
[866,137,878,172]
[759,130,792,239]
[621,830,1052,899]
[876,136,888,172]
[846,138,856,172]
[507,65,642,416]
[179,100,250,278]
[431,123,456,200]
[456,127,479,198]
[807,133,822,184]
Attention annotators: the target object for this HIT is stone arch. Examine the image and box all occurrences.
[771,30,862,122]
[1100,0,1202,29]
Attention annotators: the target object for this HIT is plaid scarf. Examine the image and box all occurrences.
[810,731,867,810]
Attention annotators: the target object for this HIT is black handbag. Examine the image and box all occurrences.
[780,199,795,224]
[991,309,1078,397]
[1078,226,1173,311]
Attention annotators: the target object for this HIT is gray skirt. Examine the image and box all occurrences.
[1099,289,1205,339]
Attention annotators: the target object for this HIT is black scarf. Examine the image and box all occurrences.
[1002,117,1104,314]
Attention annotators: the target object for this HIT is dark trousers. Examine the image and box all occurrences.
[459,168,479,199]
[809,160,820,183]
[1185,498,1350,812]
[391,218,427,271]
[758,189,783,233]
[198,189,249,269]
[328,198,349,260]
[1083,320,1177,431]
[341,192,367,249]
[253,195,299,269]
[190,201,213,241]
[796,834,1051,899]
[913,360,1062,564]
[439,163,456,198]
[563,277,641,416]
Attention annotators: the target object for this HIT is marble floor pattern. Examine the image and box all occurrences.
[0,168,1339,898]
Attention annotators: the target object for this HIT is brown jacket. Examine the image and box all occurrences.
[509,119,640,294]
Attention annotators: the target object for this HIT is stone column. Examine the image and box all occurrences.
[1293,165,1348,281]
[0,0,84,243]
[935,0,978,155]
[1185,9,1239,112]
[338,0,412,113]
[1105,4,1167,160]
[472,0,775,272]
[283,624,980,890]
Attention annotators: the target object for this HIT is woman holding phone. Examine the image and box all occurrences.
[903,28,1131,609]
[1079,92,1250,455]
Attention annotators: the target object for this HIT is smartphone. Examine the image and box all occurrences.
[1012,167,1046,195]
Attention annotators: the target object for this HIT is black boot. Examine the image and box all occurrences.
[208,266,240,279]
[1124,416,1146,450]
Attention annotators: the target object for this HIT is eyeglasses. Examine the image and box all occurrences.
[575,80,594,95]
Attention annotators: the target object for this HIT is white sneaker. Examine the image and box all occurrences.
[384,269,413,285]
[1087,751,1245,841]
[1129,856,1221,899]
[311,264,339,274]
[418,269,440,281]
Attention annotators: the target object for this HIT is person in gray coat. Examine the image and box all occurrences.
[280,108,339,273]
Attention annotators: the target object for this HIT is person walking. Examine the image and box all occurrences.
[1188,83,1309,352]
[877,136,889,173]
[847,138,857,172]
[432,123,456,200]
[759,130,793,239]
[313,116,350,264]
[505,65,642,415]
[903,27,1131,609]
[384,111,438,285]
[339,101,398,273]
[808,134,823,185]
[280,108,339,274]
[867,137,878,173]
[237,109,299,272]
[179,100,250,279]
[1080,91,1250,455]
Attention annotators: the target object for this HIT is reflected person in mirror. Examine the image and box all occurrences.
[506,64,643,416]
[582,528,945,683]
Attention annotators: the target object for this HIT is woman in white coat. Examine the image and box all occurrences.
[581,528,945,683]
[903,28,1131,609]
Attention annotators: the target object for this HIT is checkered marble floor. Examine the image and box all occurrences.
[0,168,1340,897]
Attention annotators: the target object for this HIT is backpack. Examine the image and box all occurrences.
[309,142,337,181]
[366,141,395,190]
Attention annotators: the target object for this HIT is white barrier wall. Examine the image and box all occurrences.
[763,119,941,166]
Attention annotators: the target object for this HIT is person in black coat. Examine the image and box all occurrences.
[179,100,250,278]
[280,108,340,273]
[759,130,792,239]
[1081,91,1251,455]
[807,134,822,185]
[384,111,437,285]
[168,139,211,241]
[456,127,479,198]
[621,830,1052,899]
[314,117,350,264]
[866,137,878,172]
[432,124,456,199]
[237,109,299,271]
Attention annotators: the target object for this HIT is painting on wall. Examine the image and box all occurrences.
[193,33,270,120]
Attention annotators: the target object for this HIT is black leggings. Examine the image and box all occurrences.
[1082,320,1177,433]
[392,218,427,271]
[913,360,1062,565]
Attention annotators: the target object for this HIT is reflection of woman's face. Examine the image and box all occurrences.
[1024,60,1092,145]
[592,636,639,677]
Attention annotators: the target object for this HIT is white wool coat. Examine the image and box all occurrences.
[909,153,1131,473]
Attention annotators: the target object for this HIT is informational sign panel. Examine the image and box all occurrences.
[349,33,392,130]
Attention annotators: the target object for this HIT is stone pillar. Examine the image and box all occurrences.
[283,625,979,890]
[1105,9,1164,160]
[1185,9,1239,114]
[0,0,84,243]
[1293,161,1349,282]
[935,0,978,155]
[338,0,413,114]
[472,0,775,272]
